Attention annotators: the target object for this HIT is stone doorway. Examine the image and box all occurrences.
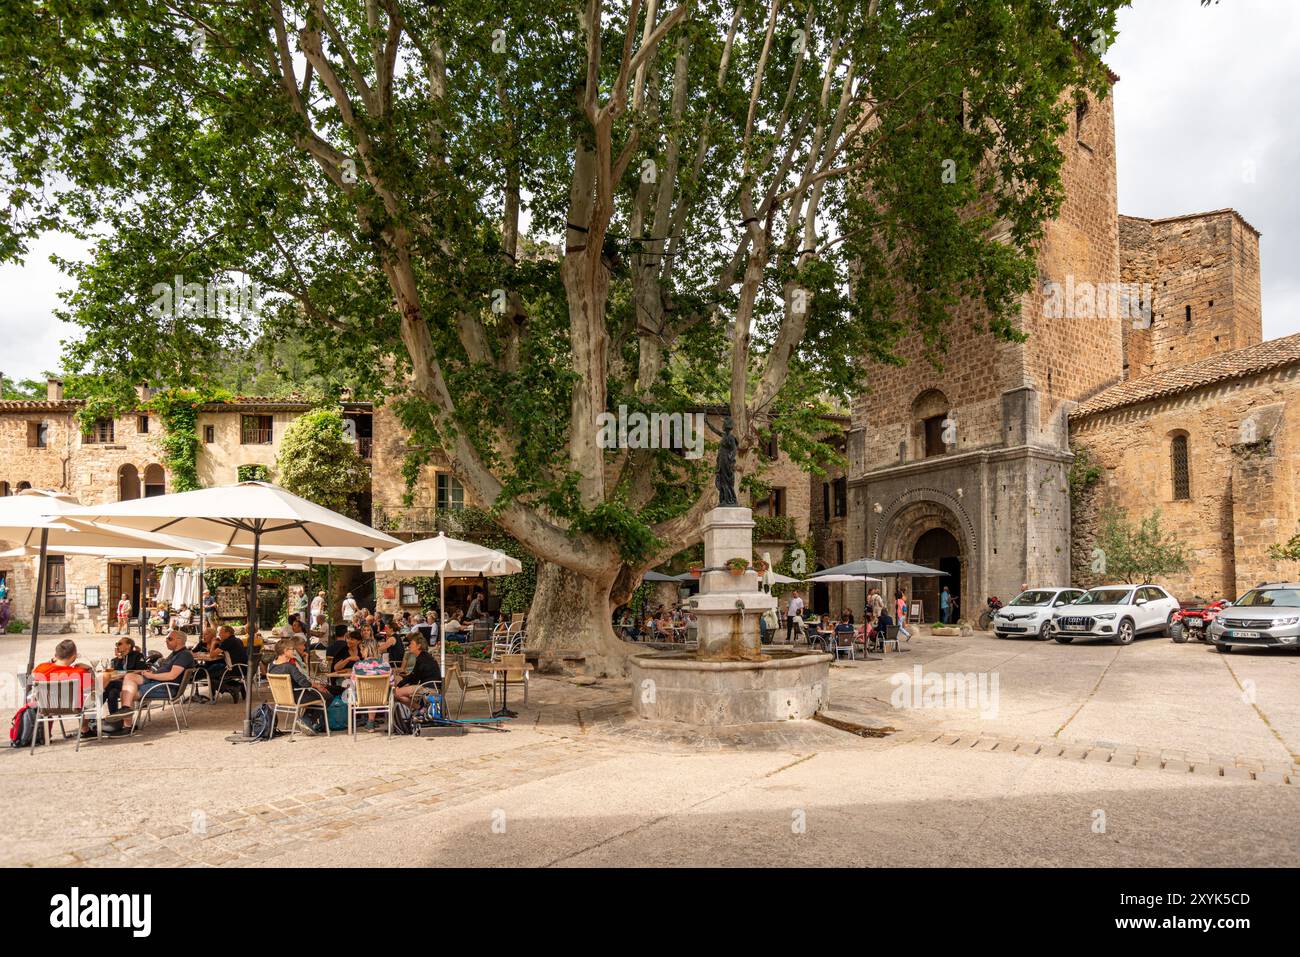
[913,528,961,623]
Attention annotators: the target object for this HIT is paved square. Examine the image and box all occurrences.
[3,630,1297,867]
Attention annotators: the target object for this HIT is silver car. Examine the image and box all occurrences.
[1207,583,1300,653]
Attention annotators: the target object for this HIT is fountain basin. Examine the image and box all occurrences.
[626,649,832,726]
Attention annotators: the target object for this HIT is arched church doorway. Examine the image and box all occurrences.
[912,528,961,624]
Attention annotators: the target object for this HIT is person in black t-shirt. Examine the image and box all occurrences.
[117,630,196,730]
[327,630,362,673]
[394,633,441,707]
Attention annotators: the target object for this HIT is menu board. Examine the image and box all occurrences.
[216,585,246,619]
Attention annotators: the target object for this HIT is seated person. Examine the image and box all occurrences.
[110,636,148,672]
[174,604,194,628]
[267,637,330,735]
[327,629,362,673]
[377,626,405,668]
[30,639,95,735]
[116,630,196,732]
[839,608,855,626]
[443,610,465,637]
[394,633,441,708]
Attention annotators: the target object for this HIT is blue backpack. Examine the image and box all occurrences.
[325,694,348,732]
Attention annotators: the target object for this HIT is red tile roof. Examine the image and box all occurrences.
[1070,333,1300,419]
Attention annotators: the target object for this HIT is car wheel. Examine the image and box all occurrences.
[1216,642,1232,654]
[1054,632,1074,644]
[1114,619,1135,645]
[1038,621,1052,640]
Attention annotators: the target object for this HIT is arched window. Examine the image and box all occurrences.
[118,463,140,501]
[143,464,165,497]
[1170,433,1190,501]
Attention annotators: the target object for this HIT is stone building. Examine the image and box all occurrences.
[0,385,372,631]
[842,73,1292,619]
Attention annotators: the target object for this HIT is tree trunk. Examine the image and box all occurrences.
[527,560,629,677]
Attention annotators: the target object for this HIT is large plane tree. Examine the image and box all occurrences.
[0,0,1121,672]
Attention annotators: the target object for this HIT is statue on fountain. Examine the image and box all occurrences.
[708,416,738,507]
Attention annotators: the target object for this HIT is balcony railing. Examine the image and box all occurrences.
[372,504,440,532]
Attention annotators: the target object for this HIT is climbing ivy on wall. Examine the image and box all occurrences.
[150,388,229,491]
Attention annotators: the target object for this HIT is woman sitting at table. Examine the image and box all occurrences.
[268,637,330,735]
[394,633,441,708]
[328,630,363,673]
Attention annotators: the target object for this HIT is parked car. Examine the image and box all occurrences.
[992,588,1086,640]
[1050,584,1180,645]
[1171,597,1231,643]
[1207,583,1300,653]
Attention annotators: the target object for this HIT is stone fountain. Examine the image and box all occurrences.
[627,419,831,726]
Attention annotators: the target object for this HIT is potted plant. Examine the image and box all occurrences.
[726,557,750,576]
[689,564,703,579]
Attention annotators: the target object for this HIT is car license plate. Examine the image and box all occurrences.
[1230,630,1260,639]
[1065,623,1085,631]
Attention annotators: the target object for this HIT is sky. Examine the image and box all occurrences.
[0,1,1297,383]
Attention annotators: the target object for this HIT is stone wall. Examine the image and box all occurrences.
[1120,210,1262,379]
[1069,366,1300,600]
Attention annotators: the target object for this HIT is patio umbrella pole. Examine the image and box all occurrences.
[139,556,148,655]
[24,527,50,677]
[439,570,445,679]
[243,523,262,738]
[325,563,332,639]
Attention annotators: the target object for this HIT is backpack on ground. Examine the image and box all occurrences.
[325,694,348,732]
[390,702,414,735]
[9,705,46,749]
[249,703,278,741]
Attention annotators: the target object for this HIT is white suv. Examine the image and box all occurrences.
[993,588,1086,640]
[1051,584,1180,645]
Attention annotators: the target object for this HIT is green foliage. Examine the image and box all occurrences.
[236,464,270,483]
[1267,533,1300,563]
[753,515,796,542]
[150,387,230,491]
[772,538,815,599]
[7,618,29,634]
[0,376,49,400]
[274,408,367,516]
[1094,507,1190,584]
[1068,447,1103,513]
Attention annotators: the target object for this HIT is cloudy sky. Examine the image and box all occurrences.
[0,1,1296,383]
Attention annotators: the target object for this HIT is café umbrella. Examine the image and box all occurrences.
[0,489,226,674]
[362,532,522,678]
[65,481,401,738]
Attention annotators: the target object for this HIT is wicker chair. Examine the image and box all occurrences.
[349,674,393,737]
[266,672,331,738]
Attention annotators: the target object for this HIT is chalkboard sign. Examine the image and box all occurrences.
[217,585,246,619]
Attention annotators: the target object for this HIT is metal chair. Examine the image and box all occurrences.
[266,672,331,738]
[349,674,393,737]
[878,623,901,653]
[445,662,494,718]
[833,627,856,660]
[29,677,88,753]
[214,654,248,702]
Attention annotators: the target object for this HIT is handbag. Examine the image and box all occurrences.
[325,694,348,731]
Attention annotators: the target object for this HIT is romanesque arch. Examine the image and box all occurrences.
[143,464,165,497]
[872,488,976,624]
[118,463,140,501]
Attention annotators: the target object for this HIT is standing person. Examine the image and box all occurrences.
[465,589,484,622]
[341,591,358,622]
[115,593,132,636]
[869,587,885,623]
[940,586,951,624]
[785,591,804,643]
[950,593,959,624]
[309,590,325,634]
[0,596,10,634]
[895,590,912,643]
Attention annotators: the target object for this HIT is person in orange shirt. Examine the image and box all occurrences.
[30,639,95,734]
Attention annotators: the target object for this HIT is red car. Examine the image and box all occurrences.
[1172,598,1231,642]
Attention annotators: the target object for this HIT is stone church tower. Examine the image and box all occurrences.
[847,80,1123,617]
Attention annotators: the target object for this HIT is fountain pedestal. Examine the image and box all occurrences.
[627,506,830,726]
